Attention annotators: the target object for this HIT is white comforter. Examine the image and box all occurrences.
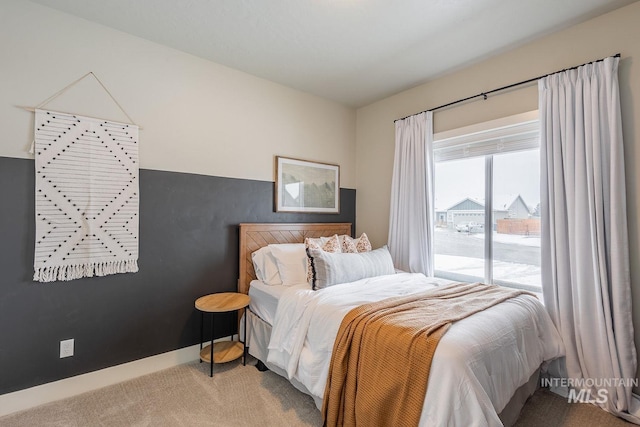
[266,273,564,426]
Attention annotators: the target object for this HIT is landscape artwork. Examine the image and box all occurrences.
[276,156,339,213]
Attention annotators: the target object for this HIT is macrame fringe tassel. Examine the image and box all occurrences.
[33,260,138,283]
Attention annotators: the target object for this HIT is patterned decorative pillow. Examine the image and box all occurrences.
[305,234,341,283]
[339,233,372,253]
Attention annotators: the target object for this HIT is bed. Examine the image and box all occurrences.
[238,222,564,426]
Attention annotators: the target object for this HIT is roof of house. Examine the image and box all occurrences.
[444,195,532,213]
[494,194,532,213]
[446,197,485,211]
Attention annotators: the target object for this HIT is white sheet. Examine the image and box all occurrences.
[248,280,310,326]
[266,272,564,426]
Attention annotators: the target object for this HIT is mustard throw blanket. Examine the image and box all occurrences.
[322,282,532,427]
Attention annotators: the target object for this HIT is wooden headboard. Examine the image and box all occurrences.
[238,222,352,295]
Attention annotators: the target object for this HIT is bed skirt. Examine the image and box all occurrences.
[243,309,323,408]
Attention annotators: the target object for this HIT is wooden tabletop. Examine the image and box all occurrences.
[195,292,250,313]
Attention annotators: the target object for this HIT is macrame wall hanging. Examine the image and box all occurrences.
[28,73,140,282]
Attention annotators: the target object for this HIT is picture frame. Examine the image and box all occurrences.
[275,156,340,213]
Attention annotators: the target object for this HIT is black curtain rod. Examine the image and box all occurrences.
[394,53,621,123]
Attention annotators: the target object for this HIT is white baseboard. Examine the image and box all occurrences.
[0,339,231,418]
[549,384,569,398]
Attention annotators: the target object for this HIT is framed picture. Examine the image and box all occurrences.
[275,156,340,213]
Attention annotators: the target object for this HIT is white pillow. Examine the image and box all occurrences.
[251,246,282,285]
[269,243,308,286]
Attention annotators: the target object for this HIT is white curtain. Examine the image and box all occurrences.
[388,111,434,275]
[540,56,640,423]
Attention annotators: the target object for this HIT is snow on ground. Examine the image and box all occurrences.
[471,231,541,247]
[435,227,540,247]
[435,254,542,288]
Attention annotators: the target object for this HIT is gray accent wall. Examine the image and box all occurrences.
[0,156,356,395]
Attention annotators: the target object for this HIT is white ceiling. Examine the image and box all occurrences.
[29,0,637,107]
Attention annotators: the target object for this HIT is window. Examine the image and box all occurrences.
[433,112,541,292]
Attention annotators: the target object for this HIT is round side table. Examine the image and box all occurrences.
[195,292,250,377]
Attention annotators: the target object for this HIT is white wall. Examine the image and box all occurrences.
[0,0,356,186]
[356,1,640,387]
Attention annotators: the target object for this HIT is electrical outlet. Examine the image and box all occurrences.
[60,339,74,358]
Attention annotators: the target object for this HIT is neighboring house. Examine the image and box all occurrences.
[441,195,533,230]
[444,198,485,229]
[495,195,540,235]
[494,194,532,219]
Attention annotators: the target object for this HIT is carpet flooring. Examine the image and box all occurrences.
[0,358,633,426]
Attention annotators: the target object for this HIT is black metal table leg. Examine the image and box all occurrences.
[199,312,203,363]
[243,306,247,366]
[210,313,214,377]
